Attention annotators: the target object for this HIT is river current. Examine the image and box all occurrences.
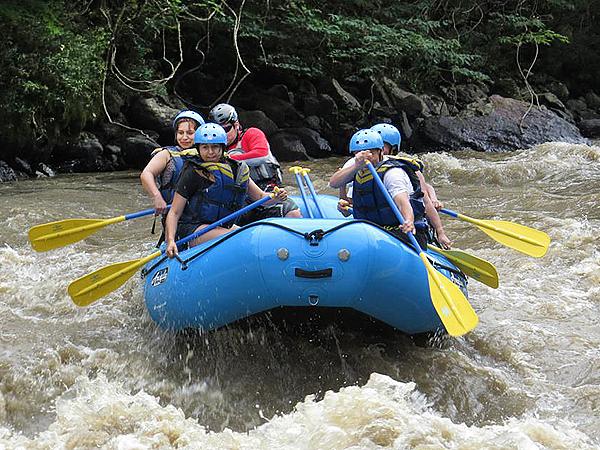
[0,142,598,449]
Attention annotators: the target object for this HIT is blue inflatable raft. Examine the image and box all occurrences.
[142,195,468,335]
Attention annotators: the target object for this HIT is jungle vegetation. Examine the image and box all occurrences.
[0,0,597,150]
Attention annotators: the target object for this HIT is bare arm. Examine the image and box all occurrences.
[140,150,170,214]
[393,192,415,234]
[164,192,187,258]
[423,192,452,249]
[416,171,442,209]
[329,152,370,188]
[246,179,287,204]
[329,164,358,188]
[338,186,349,201]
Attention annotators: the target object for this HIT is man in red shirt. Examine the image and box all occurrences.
[209,103,302,223]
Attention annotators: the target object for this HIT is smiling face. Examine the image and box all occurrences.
[175,119,197,149]
[198,143,224,162]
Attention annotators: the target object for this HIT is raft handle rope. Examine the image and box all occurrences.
[306,229,325,246]
[141,219,464,279]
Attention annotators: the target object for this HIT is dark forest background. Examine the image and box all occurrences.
[0,0,598,162]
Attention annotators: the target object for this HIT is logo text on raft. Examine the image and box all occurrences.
[151,268,169,287]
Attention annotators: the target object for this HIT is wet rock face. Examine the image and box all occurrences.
[410,95,588,152]
[0,161,17,182]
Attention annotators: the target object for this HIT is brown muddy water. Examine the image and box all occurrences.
[0,142,598,449]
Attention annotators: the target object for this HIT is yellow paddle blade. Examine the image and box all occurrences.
[466,217,551,258]
[427,245,499,289]
[420,254,479,337]
[68,251,160,307]
[28,217,123,252]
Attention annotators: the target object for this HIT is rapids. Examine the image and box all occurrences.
[0,142,598,449]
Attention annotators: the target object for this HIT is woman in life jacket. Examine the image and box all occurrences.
[140,110,205,215]
[164,123,289,259]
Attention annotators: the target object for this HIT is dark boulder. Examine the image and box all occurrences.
[410,95,588,152]
[120,134,160,169]
[267,84,293,103]
[238,110,279,137]
[285,128,333,158]
[14,157,34,176]
[252,95,304,128]
[52,132,111,172]
[579,119,600,138]
[127,97,182,141]
[268,131,310,161]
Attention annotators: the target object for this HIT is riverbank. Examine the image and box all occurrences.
[0,76,597,182]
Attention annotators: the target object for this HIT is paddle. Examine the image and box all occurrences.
[289,166,314,218]
[300,168,325,218]
[343,205,497,288]
[29,207,169,252]
[440,208,550,258]
[68,194,275,307]
[427,244,499,289]
[365,162,478,336]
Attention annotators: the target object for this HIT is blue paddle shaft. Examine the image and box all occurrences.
[171,195,272,249]
[365,162,421,253]
[124,205,171,221]
[440,208,458,218]
[303,174,325,218]
[294,173,314,219]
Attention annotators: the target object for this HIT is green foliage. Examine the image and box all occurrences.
[0,1,108,147]
[495,13,570,46]
[1,0,597,154]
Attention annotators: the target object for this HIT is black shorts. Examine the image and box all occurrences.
[384,225,428,251]
[237,198,299,226]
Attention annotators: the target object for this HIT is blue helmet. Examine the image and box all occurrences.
[172,110,205,130]
[371,123,401,148]
[194,123,228,145]
[349,129,384,153]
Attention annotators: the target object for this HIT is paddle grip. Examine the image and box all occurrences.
[365,162,422,254]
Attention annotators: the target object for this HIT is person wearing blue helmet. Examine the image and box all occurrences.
[331,124,451,249]
[140,110,205,215]
[164,123,289,258]
[330,128,428,248]
[370,122,451,248]
[371,123,401,155]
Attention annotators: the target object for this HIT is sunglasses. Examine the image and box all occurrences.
[222,123,234,132]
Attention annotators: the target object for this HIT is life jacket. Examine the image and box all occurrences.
[352,156,427,228]
[153,146,199,204]
[229,130,283,188]
[180,156,250,226]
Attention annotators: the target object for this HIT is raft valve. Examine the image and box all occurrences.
[277,248,289,260]
[338,249,350,262]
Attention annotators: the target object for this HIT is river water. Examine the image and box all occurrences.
[0,142,598,449]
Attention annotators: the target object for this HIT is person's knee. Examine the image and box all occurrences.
[285,209,302,218]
